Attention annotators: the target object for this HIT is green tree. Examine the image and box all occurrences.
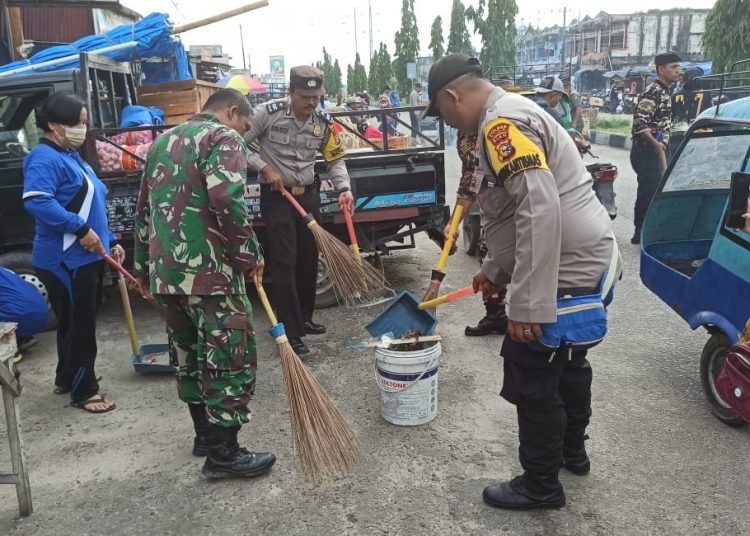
[393,0,420,95]
[447,0,472,56]
[349,52,368,94]
[429,15,445,60]
[467,0,518,69]
[332,59,343,96]
[347,64,355,94]
[369,42,393,95]
[315,47,336,97]
[703,0,750,73]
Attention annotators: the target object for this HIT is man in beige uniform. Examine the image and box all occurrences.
[425,54,620,510]
[245,66,353,356]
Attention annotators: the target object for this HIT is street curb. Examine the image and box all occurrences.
[590,130,632,151]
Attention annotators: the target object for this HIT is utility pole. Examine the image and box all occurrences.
[354,7,359,57]
[561,7,566,75]
[369,0,373,60]
[239,24,247,70]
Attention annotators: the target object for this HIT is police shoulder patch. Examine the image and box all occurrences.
[483,118,548,184]
[265,101,287,114]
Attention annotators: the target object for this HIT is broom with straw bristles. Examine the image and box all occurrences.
[422,204,464,313]
[281,188,384,306]
[253,275,362,481]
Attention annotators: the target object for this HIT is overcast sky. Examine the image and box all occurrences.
[121,0,716,77]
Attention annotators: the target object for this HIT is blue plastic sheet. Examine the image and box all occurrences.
[0,13,192,82]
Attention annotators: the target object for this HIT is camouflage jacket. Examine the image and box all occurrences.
[632,80,672,145]
[133,114,262,295]
[456,131,480,200]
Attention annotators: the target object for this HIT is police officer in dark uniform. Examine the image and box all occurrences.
[630,52,681,244]
[245,66,353,355]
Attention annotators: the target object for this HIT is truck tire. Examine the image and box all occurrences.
[0,250,57,331]
[700,333,746,427]
[315,256,338,309]
[462,214,481,256]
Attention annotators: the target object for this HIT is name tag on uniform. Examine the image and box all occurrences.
[291,186,306,195]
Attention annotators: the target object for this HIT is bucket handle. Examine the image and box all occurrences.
[376,356,439,394]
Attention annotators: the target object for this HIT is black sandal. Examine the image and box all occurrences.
[70,395,116,414]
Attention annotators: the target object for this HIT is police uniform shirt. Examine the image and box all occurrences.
[245,99,351,190]
[477,87,616,324]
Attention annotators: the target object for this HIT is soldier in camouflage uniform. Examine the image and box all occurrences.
[451,131,508,336]
[630,52,681,244]
[134,89,276,480]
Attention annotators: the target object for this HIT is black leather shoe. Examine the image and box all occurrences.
[193,435,210,457]
[631,229,641,244]
[289,337,310,355]
[465,303,508,336]
[304,321,327,335]
[202,425,276,479]
[202,446,276,479]
[482,474,566,510]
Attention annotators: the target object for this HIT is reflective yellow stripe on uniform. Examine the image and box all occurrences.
[483,118,549,184]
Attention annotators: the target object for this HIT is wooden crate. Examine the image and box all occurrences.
[136,80,222,125]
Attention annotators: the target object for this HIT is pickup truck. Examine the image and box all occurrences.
[0,53,448,313]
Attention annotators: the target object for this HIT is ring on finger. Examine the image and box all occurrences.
[523,329,533,337]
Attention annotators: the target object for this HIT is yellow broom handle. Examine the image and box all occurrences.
[437,204,464,272]
[254,276,279,325]
[117,273,139,356]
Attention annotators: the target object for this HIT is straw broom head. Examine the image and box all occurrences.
[308,222,386,307]
[258,278,362,481]
[421,269,445,315]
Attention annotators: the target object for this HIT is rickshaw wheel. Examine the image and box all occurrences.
[700,333,746,427]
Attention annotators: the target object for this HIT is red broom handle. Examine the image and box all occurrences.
[280,188,310,218]
[418,285,477,310]
[101,253,140,287]
[342,204,361,259]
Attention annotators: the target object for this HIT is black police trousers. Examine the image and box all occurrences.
[35,260,104,403]
[500,337,592,476]
[260,186,320,339]
[630,141,663,233]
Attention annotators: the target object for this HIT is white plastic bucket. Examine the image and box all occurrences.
[375,342,441,426]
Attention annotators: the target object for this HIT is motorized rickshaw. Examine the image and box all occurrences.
[640,115,750,426]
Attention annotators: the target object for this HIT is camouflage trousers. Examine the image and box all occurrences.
[156,294,257,428]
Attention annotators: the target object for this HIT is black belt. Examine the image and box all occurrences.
[260,183,316,196]
[557,287,599,298]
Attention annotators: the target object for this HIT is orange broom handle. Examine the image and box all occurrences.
[280,188,310,219]
[437,204,464,272]
[101,253,140,287]
[342,204,361,259]
[418,285,476,310]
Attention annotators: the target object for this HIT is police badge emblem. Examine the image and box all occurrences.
[313,124,322,136]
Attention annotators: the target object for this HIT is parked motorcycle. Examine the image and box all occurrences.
[572,130,618,220]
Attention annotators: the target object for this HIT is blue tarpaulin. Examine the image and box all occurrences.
[0,13,192,83]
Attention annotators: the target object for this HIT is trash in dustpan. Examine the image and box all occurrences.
[132,343,174,373]
[366,291,438,339]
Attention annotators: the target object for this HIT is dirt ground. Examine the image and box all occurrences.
[1,147,749,535]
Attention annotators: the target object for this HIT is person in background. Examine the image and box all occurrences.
[563,76,584,132]
[533,76,567,127]
[0,267,48,363]
[336,90,343,107]
[22,92,121,413]
[389,88,401,108]
[409,83,424,144]
[245,67,354,356]
[135,88,274,479]
[360,90,370,106]
[630,52,681,244]
[378,95,400,136]
[496,75,514,91]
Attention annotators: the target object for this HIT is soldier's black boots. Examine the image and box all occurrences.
[189,403,210,457]
[465,301,508,336]
[202,425,276,479]
[483,472,566,510]
[562,433,591,475]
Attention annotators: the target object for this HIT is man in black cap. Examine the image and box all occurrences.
[245,66,354,355]
[630,51,681,244]
[425,53,620,511]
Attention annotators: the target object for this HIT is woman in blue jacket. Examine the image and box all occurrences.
[23,93,121,414]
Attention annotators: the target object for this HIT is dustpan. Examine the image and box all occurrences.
[104,255,176,374]
[365,291,438,339]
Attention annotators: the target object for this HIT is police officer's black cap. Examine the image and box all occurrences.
[424,54,483,117]
[290,65,325,97]
[655,52,682,66]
